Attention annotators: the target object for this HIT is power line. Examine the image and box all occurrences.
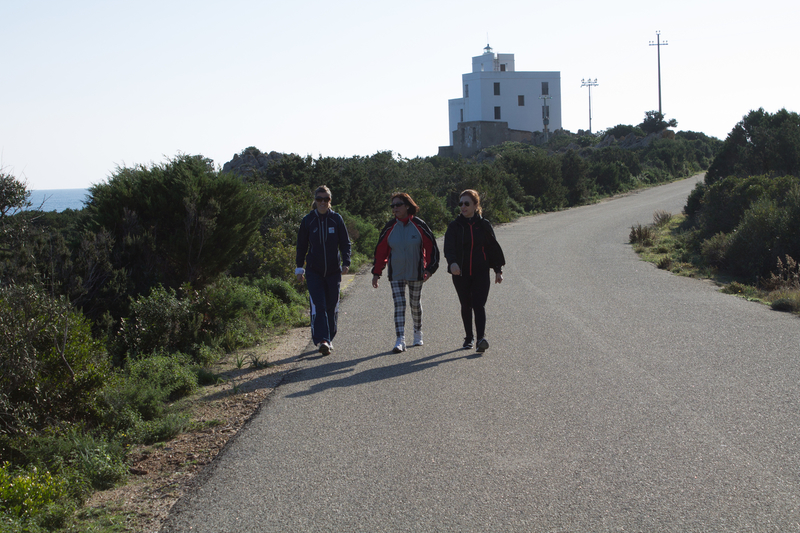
[580,78,598,134]
[649,31,668,115]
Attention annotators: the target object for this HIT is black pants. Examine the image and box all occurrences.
[451,271,491,340]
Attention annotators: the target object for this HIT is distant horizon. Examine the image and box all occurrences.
[31,187,90,191]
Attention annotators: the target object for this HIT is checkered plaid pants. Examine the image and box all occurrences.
[390,280,423,338]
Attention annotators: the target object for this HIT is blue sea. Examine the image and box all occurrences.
[28,189,91,212]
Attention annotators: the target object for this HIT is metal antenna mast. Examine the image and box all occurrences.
[539,94,552,143]
[649,31,668,114]
[580,78,598,134]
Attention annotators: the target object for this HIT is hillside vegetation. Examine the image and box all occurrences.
[629,108,800,313]
[0,113,720,531]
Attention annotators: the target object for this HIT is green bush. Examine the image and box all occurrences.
[229,183,309,281]
[770,296,800,313]
[653,210,673,227]
[69,436,128,490]
[706,108,800,184]
[700,233,731,268]
[0,286,109,436]
[114,285,202,360]
[201,276,296,351]
[127,353,198,401]
[723,197,788,278]
[339,208,379,256]
[492,144,567,211]
[87,154,267,297]
[603,124,646,139]
[407,189,451,235]
[639,110,677,134]
[590,160,626,193]
[101,353,197,437]
[127,413,191,445]
[629,223,656,246]
[0,462,68,520]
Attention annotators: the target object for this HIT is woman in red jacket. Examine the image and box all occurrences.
[372,192,440,353]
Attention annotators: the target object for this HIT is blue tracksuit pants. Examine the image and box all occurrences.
[306,270,341,345]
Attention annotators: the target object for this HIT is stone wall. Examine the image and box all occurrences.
[438,121,533,158]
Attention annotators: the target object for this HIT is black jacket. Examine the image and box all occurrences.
[443,214,505,276]
[296,209,351,277]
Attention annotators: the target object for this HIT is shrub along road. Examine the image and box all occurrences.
[163,174,800,531]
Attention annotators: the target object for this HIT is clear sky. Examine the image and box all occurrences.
[2,0,797,190]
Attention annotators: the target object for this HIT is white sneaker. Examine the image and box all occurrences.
[392,337,406,353]
[413,330,423,346]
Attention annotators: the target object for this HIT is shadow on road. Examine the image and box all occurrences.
[285,348,478,398]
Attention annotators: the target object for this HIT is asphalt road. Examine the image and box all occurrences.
[163,175,800,532]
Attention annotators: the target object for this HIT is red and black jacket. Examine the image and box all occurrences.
[371,216,440,281]
[443,214,505,276]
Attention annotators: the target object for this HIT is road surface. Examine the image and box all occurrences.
[163,175,800,532]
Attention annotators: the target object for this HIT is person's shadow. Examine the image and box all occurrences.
[285,348,480,398]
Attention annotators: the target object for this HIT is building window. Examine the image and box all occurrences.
[464,84,469,97]
[541,82,549,96]
[494,106,501,120]
[494,82,500,96]
[518,95,525,106]
[460,109,463,122]
[500,64,506,72]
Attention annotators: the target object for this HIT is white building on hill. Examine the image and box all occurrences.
[441,45,562,157]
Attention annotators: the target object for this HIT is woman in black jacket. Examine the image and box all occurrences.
[295,185,351,356]
[443,189,505,352]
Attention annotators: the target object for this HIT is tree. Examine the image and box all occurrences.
[0,170,31,220]
[0,171,37,285]
[639,111,678,135]
[87,154,266,297]
[705,108,800,184]
[602,124,645,139]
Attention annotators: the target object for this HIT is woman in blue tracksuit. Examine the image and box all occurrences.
[295,185,352,356]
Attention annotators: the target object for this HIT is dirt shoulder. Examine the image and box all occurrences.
[84,273,361,532]
[84,326,311,533]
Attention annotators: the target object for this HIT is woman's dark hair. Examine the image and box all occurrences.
[459,189,482,215]
[390,192,418,215]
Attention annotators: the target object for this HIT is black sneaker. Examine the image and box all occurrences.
[476,338,489,352]
[463,337,474,349]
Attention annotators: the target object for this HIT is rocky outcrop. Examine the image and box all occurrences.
[619,130,674,149]
[221,149,284,180]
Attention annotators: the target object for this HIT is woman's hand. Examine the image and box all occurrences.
[372,275,380,288]
[342,266,349,275]
[495,271,504,284]
[450,263,461,276]
[296,273,305,283]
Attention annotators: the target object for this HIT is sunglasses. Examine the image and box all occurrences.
[390,203,405,208]
[458,201,471,207]
[315,196,331,202]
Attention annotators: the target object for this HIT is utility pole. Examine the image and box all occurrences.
[539,94,551,143]
[649,31,668,115]
[580,78,598,134]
